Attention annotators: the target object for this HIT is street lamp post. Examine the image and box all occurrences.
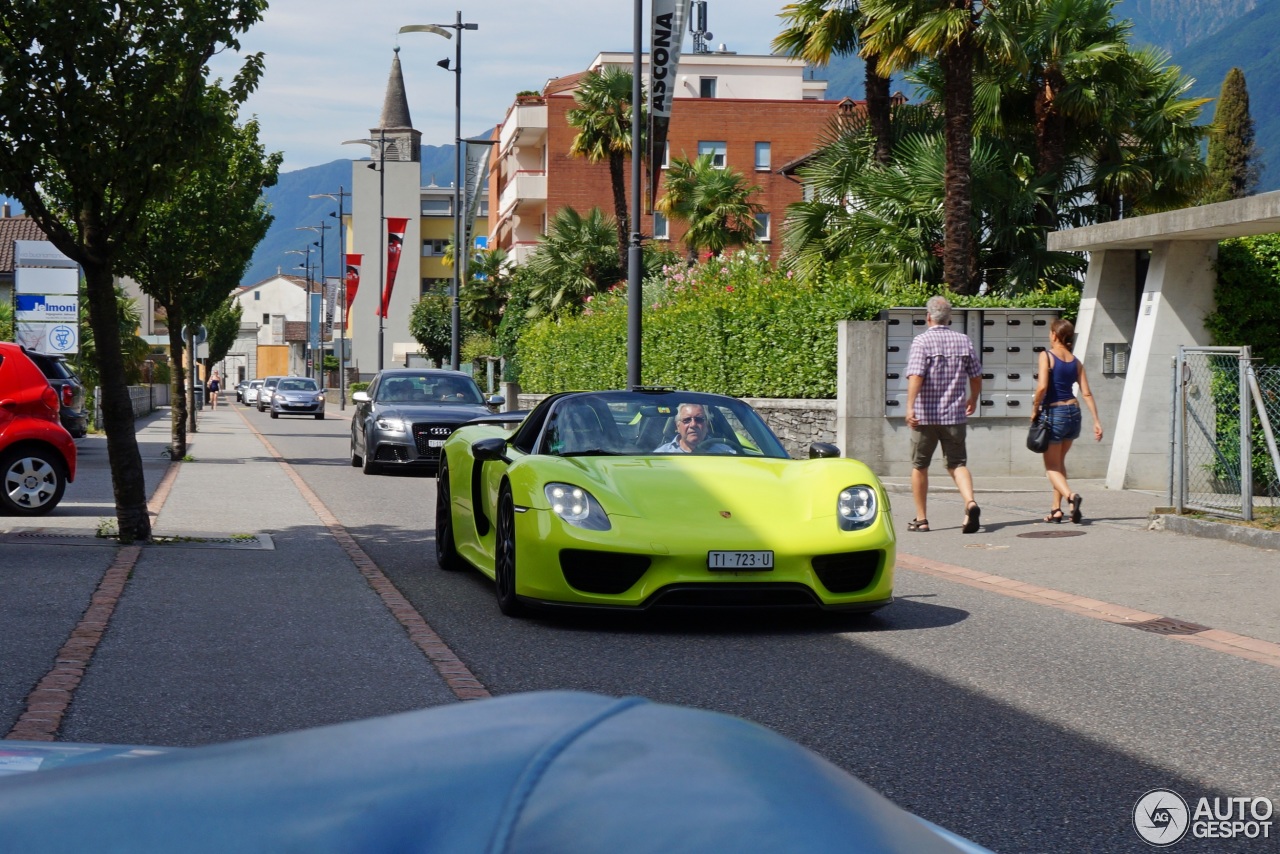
[285,246,314,376]
[310,188,351,409]
[342,129,388,370]
[297,222,332,380]
[400,13,478,372]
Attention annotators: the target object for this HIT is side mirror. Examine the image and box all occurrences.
[486,394,506,408]
[352,391,370,403]
[472,437,511,463]
[809,442,841,459]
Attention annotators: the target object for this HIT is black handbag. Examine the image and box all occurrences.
[1027,409,1050,454]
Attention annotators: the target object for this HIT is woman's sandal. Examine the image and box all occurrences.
[962,502,981,534]
[1069,494,1084,524]
[906,518,930,532]
[1043,508,1064,523]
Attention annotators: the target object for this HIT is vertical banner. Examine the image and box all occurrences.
[461,141,492,261]
[344,254,362,317]
[648,0,690,208]
[379,218,410,318]
[309,293,322,364]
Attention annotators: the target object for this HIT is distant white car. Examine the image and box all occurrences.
[243,379,265,406]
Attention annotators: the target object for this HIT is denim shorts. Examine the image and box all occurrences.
[1044,403,1081,444]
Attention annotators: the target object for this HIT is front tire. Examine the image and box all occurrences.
[435,459,463,571]
[361,440,380,475]
[494,483,525,617]
[0,447,68,516]
[270,411,279,419]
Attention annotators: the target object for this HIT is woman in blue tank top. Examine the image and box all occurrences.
[1031,319,1103,523]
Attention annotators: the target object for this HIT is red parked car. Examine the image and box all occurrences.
[0,342,77,515]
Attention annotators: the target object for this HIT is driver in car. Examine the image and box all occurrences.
[654,403,737,454]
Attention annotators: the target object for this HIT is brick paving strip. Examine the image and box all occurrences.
[241,414,490,701]
[897,552,1280,670]
[5,461,182,741]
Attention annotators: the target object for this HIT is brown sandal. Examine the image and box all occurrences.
[1043,508,1063,523]
[962,502,981,534]
[906,518,930,532]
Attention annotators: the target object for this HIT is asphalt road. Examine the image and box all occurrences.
[244,404,1280,854]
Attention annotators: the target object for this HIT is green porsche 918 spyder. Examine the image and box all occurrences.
[435,389,895,616]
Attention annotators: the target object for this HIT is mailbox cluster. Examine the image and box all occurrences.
[881,307,1064,419]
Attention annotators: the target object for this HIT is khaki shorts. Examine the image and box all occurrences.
[910,423,968,469]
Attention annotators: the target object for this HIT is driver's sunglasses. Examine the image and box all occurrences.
[679,416,707,425]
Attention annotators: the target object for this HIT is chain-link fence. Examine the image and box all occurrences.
[1174,347,1280,519]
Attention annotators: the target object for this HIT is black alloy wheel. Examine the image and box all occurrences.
[494,483,525,616]
[435,459,463,571]
[361,438,380,475]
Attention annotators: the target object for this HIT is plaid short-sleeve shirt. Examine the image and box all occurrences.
[906,325,982,425]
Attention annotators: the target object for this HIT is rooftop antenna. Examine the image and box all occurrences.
[690,0,711,53]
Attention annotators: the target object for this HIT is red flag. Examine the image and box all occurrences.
[379,218,410,318]
[344,254,362,318]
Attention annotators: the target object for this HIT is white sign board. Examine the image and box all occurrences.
[15,266,79,295]
[16,322,80,354]
[14,240,77,268]
[15,293,79,322]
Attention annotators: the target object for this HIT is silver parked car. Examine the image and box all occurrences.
[256,376,283,412]
[270,376,325,420]
[243,379,264,406]
[350,369,502,475]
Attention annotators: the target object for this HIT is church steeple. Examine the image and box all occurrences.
[373,48,422,163]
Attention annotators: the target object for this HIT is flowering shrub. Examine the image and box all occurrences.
[516,251,1079,397]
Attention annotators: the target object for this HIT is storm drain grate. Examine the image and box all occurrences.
[1127,617,1211,636]
[1016,530,1087,539]
[0,531,274,550]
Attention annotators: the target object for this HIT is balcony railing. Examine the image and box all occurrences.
[498,170,547,217]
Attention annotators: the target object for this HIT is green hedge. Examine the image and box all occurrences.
[516,251,1080,397]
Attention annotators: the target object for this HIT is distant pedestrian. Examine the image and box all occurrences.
[905,295,983,534]
[1032,319,1103,524]
[207,371,221,410]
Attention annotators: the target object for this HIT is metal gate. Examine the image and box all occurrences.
[1173,346,1280,519]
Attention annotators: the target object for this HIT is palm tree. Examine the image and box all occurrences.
[658,155,764,263]
[774,0,893,164]
[526,207,623,315]
[566,67,639,276]
[860,0,1019,294]
[461,247,510,335]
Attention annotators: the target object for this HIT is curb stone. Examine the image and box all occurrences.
[1148,513,1280,551]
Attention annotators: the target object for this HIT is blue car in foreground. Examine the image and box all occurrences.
[0,691,989,853]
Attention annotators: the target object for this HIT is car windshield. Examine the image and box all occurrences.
[539,391,789,459]
[375,374,484,405]
[277,378,318,392]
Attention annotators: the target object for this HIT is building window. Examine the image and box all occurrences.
[754,213,771,242]
[253,291,261,301]
[697,140,727,169]
[755,142,771,171]
[652,212,669,240]
[420,277,449,296]
[421,198,452,216]
[422,239,448,257]
[477,198,489,217]
[699,77,717,98]
[261,313,270,326]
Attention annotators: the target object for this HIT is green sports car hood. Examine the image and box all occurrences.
[535,455,883,525]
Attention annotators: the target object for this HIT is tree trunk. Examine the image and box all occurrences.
[865,61,893,165]
[83,262,152,543]
[166,307,189,461]
[1033,69,1067,232]
[609,151,629,278]
[940,33,979,295]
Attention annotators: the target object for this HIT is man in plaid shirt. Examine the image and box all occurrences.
[905,295,983,534]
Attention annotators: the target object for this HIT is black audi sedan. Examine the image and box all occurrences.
[349,369,503,475]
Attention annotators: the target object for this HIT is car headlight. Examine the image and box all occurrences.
[544,482,611,531]
[837,486,877,531]
[313,393,325,403]
[376,416,407,433]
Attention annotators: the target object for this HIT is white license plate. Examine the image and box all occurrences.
[707,550,774,570]
[427,439,446,448]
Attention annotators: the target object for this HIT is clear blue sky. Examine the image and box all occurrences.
[212,0,795,173]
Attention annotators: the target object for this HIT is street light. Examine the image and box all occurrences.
[285,246,314,376]
[311,189,351,409]
[343,129,388,370]
[401,13,478,372]
[297,222,332,380]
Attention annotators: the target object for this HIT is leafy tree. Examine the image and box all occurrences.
[409,290,453,366]
[461,247,511,336]
[566,67,639,275]
[118,96,279,460]
[73,282,151,391]
[774,0,893,163]
[205,296,244,371]
[1203,67,1261,205]
[526,207,624,315]
[0,300,11,343]
[657,155,764,262]
[0,0,267,542]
